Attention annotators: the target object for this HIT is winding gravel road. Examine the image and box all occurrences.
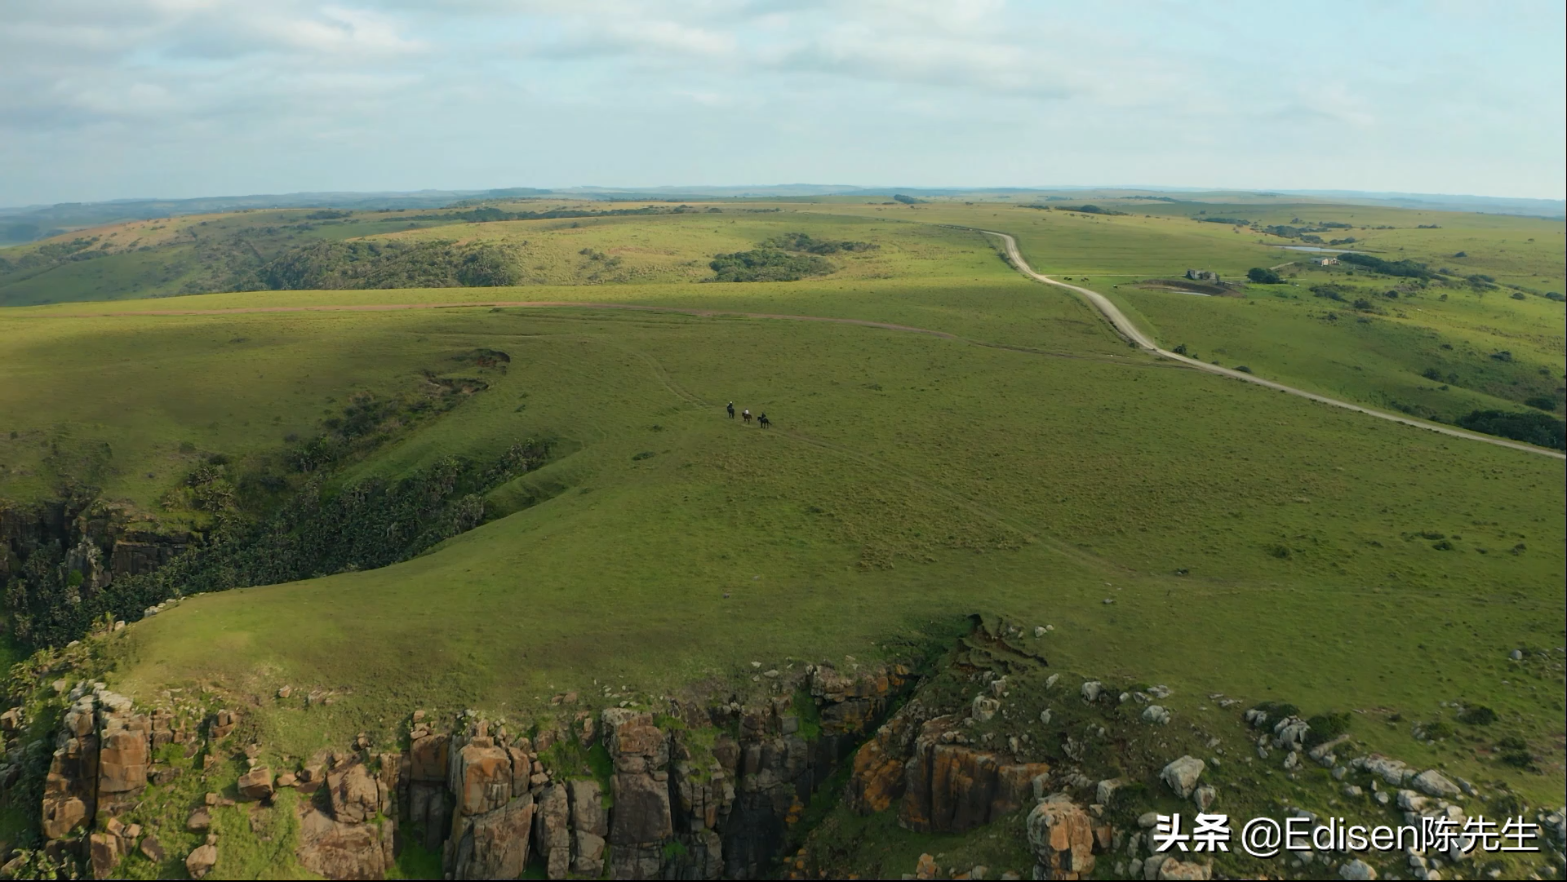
[979,230,1565,460]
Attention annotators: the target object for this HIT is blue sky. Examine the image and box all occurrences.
[2,0,1563,206]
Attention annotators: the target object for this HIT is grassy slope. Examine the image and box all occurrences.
[906,201,1567,419]
[1,203,1562,807]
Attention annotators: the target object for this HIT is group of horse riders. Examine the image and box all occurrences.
[726,401,770,428]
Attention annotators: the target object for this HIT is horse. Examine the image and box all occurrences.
[726,402,735,419]
[742,409,752,424]
[758,413,771,428]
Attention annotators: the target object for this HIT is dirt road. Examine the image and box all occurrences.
[979,230,1565,460]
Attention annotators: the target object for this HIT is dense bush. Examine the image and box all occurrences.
[1457,705,1498,725]
[709,249,834,282]
[1337,252,1433,279]
[1304,712,1351,747]
[1455,409,1566,450]
[761,232,878,255]
[248,240,522,290]
[1247,267,1282,284]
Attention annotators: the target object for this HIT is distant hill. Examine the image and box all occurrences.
[5,185,1561,246]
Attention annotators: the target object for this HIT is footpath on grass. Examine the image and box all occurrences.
[976,229,1567,461]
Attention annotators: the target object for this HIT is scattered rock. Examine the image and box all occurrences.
[1160,756,1205,799]
[1096,778,1124,806]
[89,831,123,879]
[1193,784,1217,811]
[1412,769,1460,798]
[185,843,218,879]
[1142,705,1171,726]
[238,767,273,801]
[1340,858,1378,879]
[140,834,165,862]
[1157,857,1213,880]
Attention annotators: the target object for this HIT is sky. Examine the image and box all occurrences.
[2,0,1564,207]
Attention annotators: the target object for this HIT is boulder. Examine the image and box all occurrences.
[1193,785,1217,812]
[1412,769,1460,798]
[971,695,1000,722]
[568,779,608,837]
[1362,755,1413,786]
[237,767,273,801]
[610,772,673,845]
[296,805,395,880]
[453,742,512,817]
[846,737,905,814]
[1095,778,1124,807]
[186,808,211,832]
[41,795,89,840]
[1080,681,1103,703]
[1142,705,1171,726]
[1340,858,1378,880]
[915,853,938,880]
[89,831,123,879]
[185,843,218,879]
[97,721,151,794]
[533,783,571,880]
[453,795,534,880]
[1157,858,1212,880]
[326,762,383,823]
[1160,756,1205,800]
[408,732,448,782]
[139,834,165,863]
[1026,795,1095,879]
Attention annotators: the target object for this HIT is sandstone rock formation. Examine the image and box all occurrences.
[1026,793,1096,880]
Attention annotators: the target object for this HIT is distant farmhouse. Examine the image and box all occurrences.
[1185,269,1220,282]
[1314,257,1339,266]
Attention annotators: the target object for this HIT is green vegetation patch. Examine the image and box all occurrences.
[250,239,522,290]
[709,249,835,282]
[1455,409,1566,450]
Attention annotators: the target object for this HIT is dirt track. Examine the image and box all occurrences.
[979,229,1565,460]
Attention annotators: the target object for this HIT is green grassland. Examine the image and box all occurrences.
[1,200,1563,819]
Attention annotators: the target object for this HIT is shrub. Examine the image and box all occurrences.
[1352,299,1374,311]
[1338,252,1433,279]
[1455,409,1566,450]
[1304,712,1351,747]
[710,249,834,282]
[1457,705,1497,726]
[1421,368,1442,381]
[1524,396,1558,411]
[1253,700,1301,720]
[1247,267,1282,284]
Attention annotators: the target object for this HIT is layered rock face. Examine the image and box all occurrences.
[0,500,190,588]
[846,706,1050,834]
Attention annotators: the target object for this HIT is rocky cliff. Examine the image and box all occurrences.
[6,659,911,880]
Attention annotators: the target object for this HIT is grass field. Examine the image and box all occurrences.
[2,200,1563,816]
